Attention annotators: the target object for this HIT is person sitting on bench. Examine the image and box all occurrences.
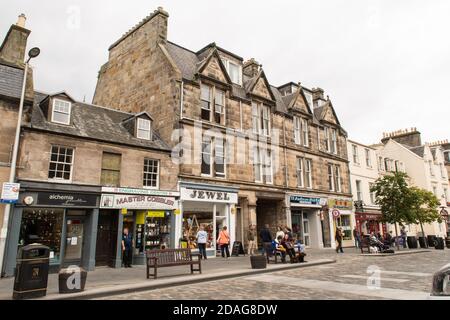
[281,234,296,262]
[274,235,287,263]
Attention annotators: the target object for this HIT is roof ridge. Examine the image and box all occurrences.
[166,40,197,54]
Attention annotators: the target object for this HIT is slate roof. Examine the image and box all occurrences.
[0,63,24,100]
[162,40,341,127]
[408,146,425,158]
[26,91,171,151]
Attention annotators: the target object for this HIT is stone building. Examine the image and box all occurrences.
[93,7,352,252]
[374,128,449,238]
[0,16,178,276]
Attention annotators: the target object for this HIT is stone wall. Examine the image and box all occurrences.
[17,131,178,191]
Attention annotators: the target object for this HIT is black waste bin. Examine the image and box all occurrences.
[427,235,437,247]
[435,237,445,250]
[407,236,418,249]
[446,238,450,249]
[13,244,50,300]
[418,237,428,248]
[250,255,267,269]
[58,267,88,293]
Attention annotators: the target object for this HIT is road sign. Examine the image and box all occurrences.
[332,209,341,218]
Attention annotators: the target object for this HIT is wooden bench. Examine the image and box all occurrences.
[146,248,202,279]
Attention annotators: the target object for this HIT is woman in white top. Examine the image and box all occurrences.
[196,226,208,260]
[276,226,285,241]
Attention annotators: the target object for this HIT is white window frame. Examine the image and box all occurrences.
[253,146,262,183]
[201,137,212,176]
[143,158,160,189]
[214,138,226,178]
[305,159,312,189]
[48,145,74,182]
[262,105,271,136]
[365,149,371,167]
[222,59,242,85]
[137,118,151,140]
[252,102,260,134]
[324,127,330,152]
[328,164,335,191]
[294,116,301,145]
[51,99,72,125]
[330,128,337,154]
[334,165,341,192]
[369,183,375,204]
[378,156,384,171]
[356,180,362,201]
[352,145,359,164]
[201,84,212,122]
[297,157,304,187]
[262,148,273,184]
[302,118,309,147]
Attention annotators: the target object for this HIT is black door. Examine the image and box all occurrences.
[95,211,118,267]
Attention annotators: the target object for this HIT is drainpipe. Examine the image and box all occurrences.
[180,80,184,120]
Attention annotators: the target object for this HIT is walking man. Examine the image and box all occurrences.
[400,226,407,248]
[122,227,133,268]
[260,224,273,256]
[353,227,361,249]
[247,224,257,256]
[335,227,344,253]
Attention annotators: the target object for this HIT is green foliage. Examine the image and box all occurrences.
[408,187,442,225]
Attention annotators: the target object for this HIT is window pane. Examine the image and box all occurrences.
[201,85,211,102]
[52,111,70,124]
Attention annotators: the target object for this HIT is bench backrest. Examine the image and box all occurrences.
[146,248,193,264]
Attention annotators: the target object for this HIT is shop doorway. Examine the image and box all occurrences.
[63,215,86,267]
[292,211,311,247]
[96,211,118,267]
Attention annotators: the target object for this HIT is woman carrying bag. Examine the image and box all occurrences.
[217,226,230,259]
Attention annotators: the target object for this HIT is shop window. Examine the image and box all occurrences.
[51,99,71,125]
[182,212,214,249]
[142,212,171,251]
[143,159,159,189]
[335,215,352,240]
[101,152,121,187]
[19,209,64,263]
[48,145,74,181]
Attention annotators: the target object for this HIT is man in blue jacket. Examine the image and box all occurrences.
[259,224,273,256]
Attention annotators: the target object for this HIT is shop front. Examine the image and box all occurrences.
[3,181,100,277]
[99,187,179,267]
[328,198,354,248]
[354,201,386,236]
[288,194,328,249]
[178,182,238,258]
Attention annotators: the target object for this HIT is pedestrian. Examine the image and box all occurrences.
[281,233,296,262]
[196,226,208,260]
[285,226,293,241]
[275,235,287,263]
[400,226,407,248]
[122,227,133,268]
[217,226,230,258]
[247,224,257,256]
[353,227,361,248]
[276,226,285,241]
[260,224,273,257]
[335,227,344,253]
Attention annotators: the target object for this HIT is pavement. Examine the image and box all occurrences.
[0,249,336,300]
[95,247,450,300]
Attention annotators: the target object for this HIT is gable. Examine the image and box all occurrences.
[252,77,272,100]
[290,90,311,115]
[201,55,228,83]
[323,105,339,125]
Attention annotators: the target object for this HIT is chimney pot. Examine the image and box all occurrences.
[17,13,26,28]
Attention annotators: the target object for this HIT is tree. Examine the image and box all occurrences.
[370,172,414,249]
[408,187,442,238]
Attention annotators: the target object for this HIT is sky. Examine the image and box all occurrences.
[1,0,449,145]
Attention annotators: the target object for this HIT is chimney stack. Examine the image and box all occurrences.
[0,14,31,67]
[17,13,26,28]
[381,127,422,147]
[243,58,260,78]
[312,87,324,101]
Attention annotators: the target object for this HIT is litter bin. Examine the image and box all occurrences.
[13,244,50,300]
[250,255,267,269]
[434,237,445,250]
[446,238,450,249]
[407,236,418,249]
[427,235,437,247]
[418,237,428,248]
[58,266,88,293]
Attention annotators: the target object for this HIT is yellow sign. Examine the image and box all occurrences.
[136,211,146,225]
[121,208,128,215]
[147,211,165,218]
[174,209,181,215]
[231,207,237,214]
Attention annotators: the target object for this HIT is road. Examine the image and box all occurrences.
[97,249,450,300]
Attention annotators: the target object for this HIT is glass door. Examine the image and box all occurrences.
[64,217,85,266]
[303,212,310,247]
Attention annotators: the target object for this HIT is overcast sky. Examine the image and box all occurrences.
[1,0,449,145]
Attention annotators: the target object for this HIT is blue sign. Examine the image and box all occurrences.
[290,195,321,206]
[0,199,17,204]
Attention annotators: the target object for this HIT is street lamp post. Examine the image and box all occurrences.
[0,47,40,276]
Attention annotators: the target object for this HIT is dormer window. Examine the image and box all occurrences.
[137,118,151,140]
[52,99,71,125]
[221,59,242,85]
